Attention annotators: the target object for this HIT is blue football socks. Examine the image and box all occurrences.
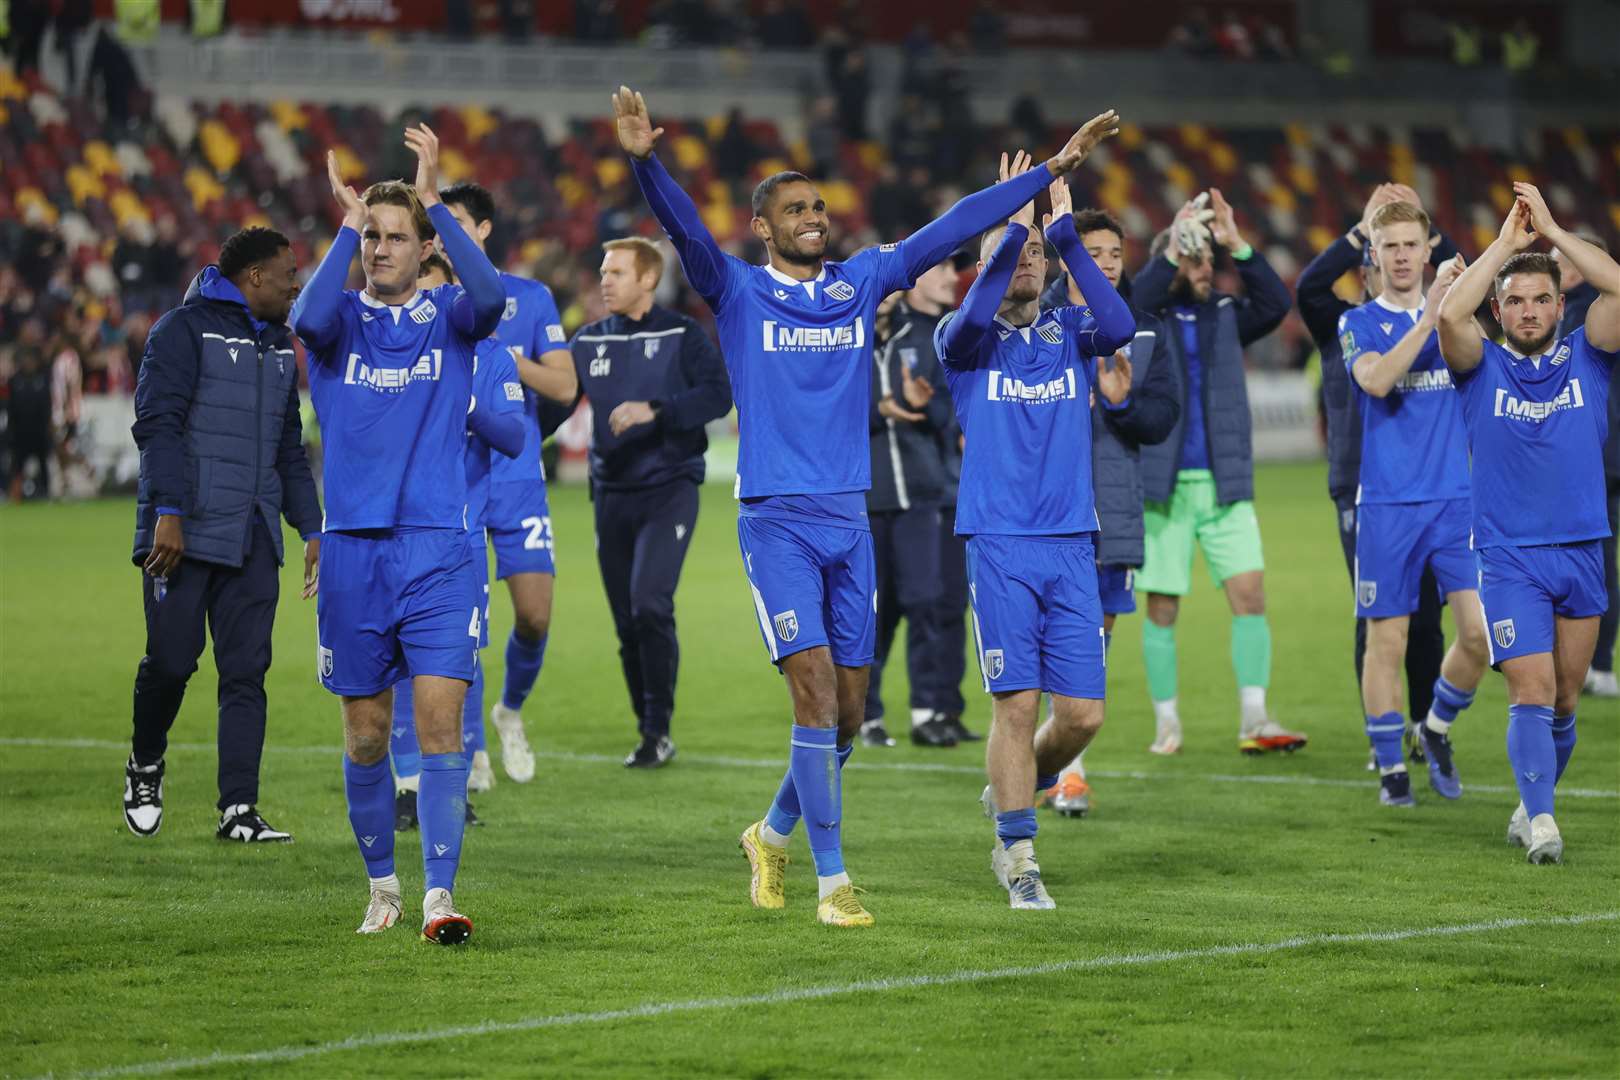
[501,630,547,712]
[995,807,1037,850]
[343,756,395,879]
[765,738,853,838]
[787,725,843,876]
[463,661,486,761]
[390,679,421,783]
[1427,675,1475,732]
[419,752,469,894]
[1506,704,1557,818]
[1552,713,1577,784]
[1365,711,1405,770]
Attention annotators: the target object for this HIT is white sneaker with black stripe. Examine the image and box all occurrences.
[216,804,292,843]
[124,756,164,837]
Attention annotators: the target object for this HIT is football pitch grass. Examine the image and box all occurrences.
[2,461,1616,1078]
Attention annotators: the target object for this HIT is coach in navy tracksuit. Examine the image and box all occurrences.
[570,237,731,768]
[126,227,321,843]
[1296,187,1454,735]
[863,287,963,749]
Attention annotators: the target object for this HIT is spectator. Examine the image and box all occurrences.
[756,0,813,50]
[87,24,141,131]
[574,0,622,42]
[1216,10,1255,60]
[1167,8,1217,57]
[806,95,842,178]
[713,107,756,183]
[7,345,53,501]
[823,32,871,140]
[1447,19,1483,66]
[968,1,1006,54]
[1503,19,1538,72]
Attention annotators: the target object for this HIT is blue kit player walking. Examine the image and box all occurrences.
[936,164,1134,909]
[1437,184,1620,864]
[437,181,575,789]
[291,128,505,942]
[613,85,1120,926]
[1342,199,1488,808]
[390,254,524,830]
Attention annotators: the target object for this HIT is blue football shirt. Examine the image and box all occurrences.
[1340,297,1470,504]
[465,339,524,530]
[937,306,1114,536]
[488,272,566,488]
[1453,327,1615,547]
[301,285,480,531]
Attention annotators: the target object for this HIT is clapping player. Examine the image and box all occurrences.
[291,126,505,941]
[1436,184,1620,864]
[936,163,1134,909]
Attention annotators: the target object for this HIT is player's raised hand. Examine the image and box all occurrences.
[1359,183,1396,234]
[612,86,665,160]
[1041,177,1073,232]
[1511,181,1560,240]
[1425,254,1466,315]
[1096,350,1133,406]
[1173,193,1214,259]
[404,124,441,207]
[1499,197,1535,252]
[1047,110,1120,175]
[1208,187,1246,251]
[1000,151,1036,228]
[327,150,368,231]
[877,395,925,423]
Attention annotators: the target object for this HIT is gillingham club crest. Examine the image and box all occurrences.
[318,645,334,679]
[984,649,1005,680]
[773,610,799,643]
[1358,580,1377,608]
[1492,619,1516,651]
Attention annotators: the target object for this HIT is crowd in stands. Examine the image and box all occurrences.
[3,19,1618,499]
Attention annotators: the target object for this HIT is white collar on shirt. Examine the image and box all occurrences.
[1373,294,1424,318]
[1503,340,1558,369]
[359,288,424,324]
[764,262,826,299]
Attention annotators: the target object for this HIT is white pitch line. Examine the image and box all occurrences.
[3,736,1616,800]
[53,911,1620,1080]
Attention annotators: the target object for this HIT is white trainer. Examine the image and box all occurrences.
[1584,668,1619,698]
[357,875,402,934]
[490,703,535,783]
[421,887,473,944]
[1149,714,1183,755]
[1506,802,1531,848]
[1003,839,1056,910]
[1526,814,1563,865]
[468,750,496,793]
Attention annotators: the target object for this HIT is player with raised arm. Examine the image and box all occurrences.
[390,253,524,830]
[937,164,1135,908]
[435,182,573,790]
[1436,184,1620,864]
[612,86,1118,926]
[291,127,505,941]
[1342,201,1487,807]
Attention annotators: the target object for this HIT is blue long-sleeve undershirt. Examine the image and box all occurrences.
[1045,214,1135,352]
[428,203,504,340]
[896,166,1053,282]
[939,222,1028,359]
[470,405,523,460]
[630,154,730,310]
[290,226,359,354]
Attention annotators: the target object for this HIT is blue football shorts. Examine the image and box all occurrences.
[1476,540,1606,665]
[1097,563,1137,616]
[486,480,556,579]
[316,527,479,696]
[1355,498,1476,617]
[967,533,1106,699]
[737,514,876,667]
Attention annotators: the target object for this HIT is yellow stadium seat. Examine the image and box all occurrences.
[756,157,789,179]
[184,166,225,209]
[788,140,812,171]
[198,119,241,174]
[1166,162,1195,194]
[1116,123,1145,151]
[1208,142,1237,175]
[83,140,123,179]
[438,146,473,183]
[1288,162,1318,196]
[704,115,726,141]
[15,187,59,226]
[270,100,307,132]
[596,156,628,189]
[1488,183,1514,213]
[331,145,366,182]
[1306,225,1336,253]
[702,203,735,242]
[1266,184,1296,212]
[857,142,885,171]
[109,190,150,226]
[1284,123,1312,148]
[1179,124,1208,151]
[821,179,857,214]
[66,164,107,205]
[673,134,709,172]
[460,105,497,143]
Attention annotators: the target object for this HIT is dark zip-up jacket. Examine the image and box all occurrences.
[1297,227,1460,501]
[1041,274,1179,565]
[131,267,320,568]
[868,301,952,512]
[1132,248,1292,505]
[569,305,731,491]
